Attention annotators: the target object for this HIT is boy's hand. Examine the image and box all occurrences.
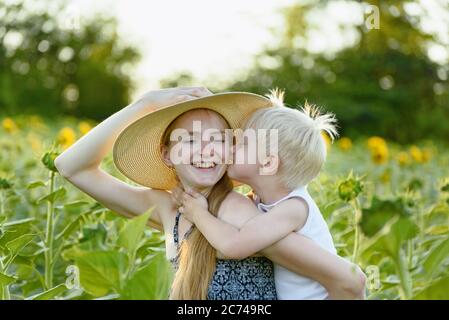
[179,189,209,223]
[170,184,184,208]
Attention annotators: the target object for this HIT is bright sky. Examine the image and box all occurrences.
[66,0,297,98]
[61,0,448,98]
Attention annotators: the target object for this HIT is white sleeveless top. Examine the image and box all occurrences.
[255,185,337,300]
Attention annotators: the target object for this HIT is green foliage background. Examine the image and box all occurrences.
[0,0,448,300]
[0,1,139,120]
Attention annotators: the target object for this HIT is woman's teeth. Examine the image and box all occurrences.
[192,162,216,168]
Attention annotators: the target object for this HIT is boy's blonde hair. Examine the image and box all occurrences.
[244,88,338,189]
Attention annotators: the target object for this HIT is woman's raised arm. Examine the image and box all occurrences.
[55,87,211,228]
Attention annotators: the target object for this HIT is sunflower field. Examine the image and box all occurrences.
[0,115,448,300]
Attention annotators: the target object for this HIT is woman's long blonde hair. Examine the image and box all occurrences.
[162,109,233,299]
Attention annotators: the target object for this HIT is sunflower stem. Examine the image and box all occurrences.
[396,249,412,300]
[44,171,56,290]
[0,258,11,300]
[0,190,5,216]
[351,198,362,264]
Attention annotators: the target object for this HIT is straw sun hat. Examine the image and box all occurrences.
[113,92,273,190]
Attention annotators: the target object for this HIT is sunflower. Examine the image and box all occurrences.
[397,152,410,167]
[367,136,387,151]
[367,137,389,164]
[78,121,92,136]
[2,117,18,134]
[422,148,432,163]
[57,127,76,150]
[409,145,423,163]
[338,137,352,151]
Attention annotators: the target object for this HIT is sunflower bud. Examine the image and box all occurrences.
[0,177,13,190]
[42,151,60,173]
[338,177,363,202]
[441,183,449,193]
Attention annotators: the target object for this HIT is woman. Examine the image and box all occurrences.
[55,87,278,299]
[55,87,364,299]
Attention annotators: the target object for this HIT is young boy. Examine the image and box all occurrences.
[178,90,365,299]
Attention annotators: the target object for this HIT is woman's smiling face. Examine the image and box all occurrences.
[162,109,230,191]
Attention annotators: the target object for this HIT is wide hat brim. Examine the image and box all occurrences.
[113,92,272,190]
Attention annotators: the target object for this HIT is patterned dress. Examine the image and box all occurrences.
[170,211,277,300]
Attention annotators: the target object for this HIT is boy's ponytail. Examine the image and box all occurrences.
[302,101,339,142]
[245,88,340,189]
[265,87,339,142]
[265,87,286,108]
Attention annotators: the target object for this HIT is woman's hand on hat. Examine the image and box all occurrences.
[178,189,209,224]
[137,86,213,112]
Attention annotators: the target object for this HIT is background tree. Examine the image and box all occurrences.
[0,0,139,120]
[224,0,449,143]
